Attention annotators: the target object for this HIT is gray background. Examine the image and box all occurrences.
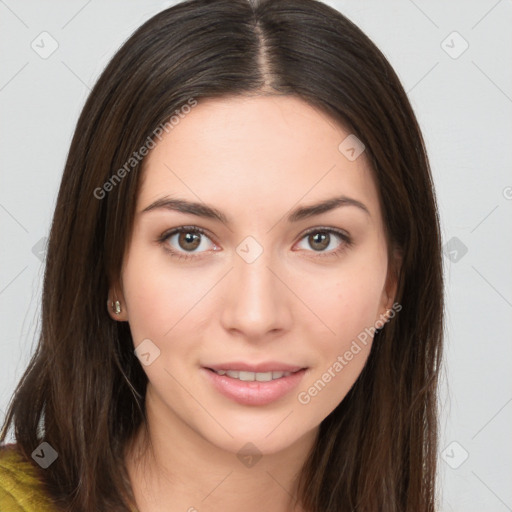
[1,1,511,510]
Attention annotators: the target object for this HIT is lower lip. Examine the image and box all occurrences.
[201,368,307,406]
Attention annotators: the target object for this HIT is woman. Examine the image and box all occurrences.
[0,0,444,511]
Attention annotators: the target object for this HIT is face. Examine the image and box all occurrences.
[110,95,398,456]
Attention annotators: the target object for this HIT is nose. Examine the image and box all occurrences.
[220,242,293,341]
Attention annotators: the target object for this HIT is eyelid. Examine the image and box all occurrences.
[161,225,217,241]
[298,225,350,241]
[294,226,352,257]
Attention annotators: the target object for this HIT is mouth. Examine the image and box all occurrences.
[206,368,301,382]
[201,364,308,406]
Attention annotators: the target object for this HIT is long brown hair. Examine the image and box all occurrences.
[1,0,444,510]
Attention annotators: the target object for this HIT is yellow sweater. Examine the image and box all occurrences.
[0,443,140,512]
[0,443,58,511]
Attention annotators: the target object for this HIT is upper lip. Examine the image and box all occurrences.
[205,362,306,373]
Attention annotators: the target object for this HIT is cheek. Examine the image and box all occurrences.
[121,243,214,354]
[121,244,179,342]
[123,273,165,342]
[296,289,378,419]
[304,255,387,343]
[294,251,386,410]
[296,339,372,423]
[334,276,384,338]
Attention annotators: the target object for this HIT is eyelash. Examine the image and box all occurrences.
[157,225,353,261]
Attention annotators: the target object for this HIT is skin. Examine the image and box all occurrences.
[109,95,399,512]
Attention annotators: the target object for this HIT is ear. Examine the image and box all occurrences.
[377,247,403,321]
[107,281,128,322]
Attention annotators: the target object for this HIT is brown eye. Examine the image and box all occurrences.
[295,227,352,257]
[177,231,201,251]
[160,226,217,259]
[308,232,330,251]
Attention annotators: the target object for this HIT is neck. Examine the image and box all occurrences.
[125,385,317,512]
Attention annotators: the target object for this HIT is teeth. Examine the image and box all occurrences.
[256,372,273,382]
[214,369,292,381]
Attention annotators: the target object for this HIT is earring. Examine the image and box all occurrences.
[111,300,122,315]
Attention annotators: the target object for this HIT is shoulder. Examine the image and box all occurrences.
[0,443,58,512]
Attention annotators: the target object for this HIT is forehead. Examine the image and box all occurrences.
[138,95,382,226]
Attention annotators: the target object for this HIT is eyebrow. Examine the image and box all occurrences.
[141,195,370,224]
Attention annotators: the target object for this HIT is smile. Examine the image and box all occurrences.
[210,369,295,381]
[202,367,307,406]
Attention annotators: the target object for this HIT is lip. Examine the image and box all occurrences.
[205,361,304,373]
[201,366,307,406]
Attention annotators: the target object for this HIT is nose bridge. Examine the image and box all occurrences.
[221,234,290,336]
